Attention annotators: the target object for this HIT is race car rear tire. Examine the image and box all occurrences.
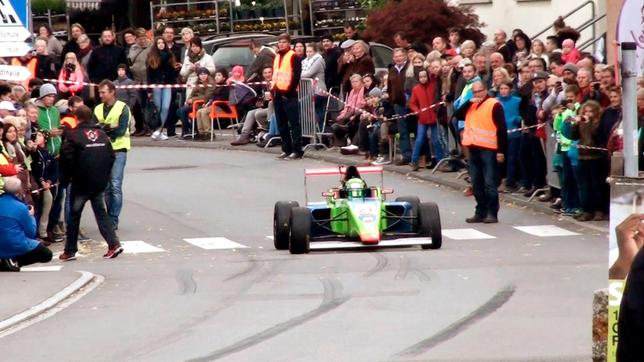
[274,201,299,250]
[289,207,311,254]
[418,202,442,249]
[396,196,420,231]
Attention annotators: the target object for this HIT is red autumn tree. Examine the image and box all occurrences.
[362,0,486,48]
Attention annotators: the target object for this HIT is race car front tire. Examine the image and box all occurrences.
[418,202,442,249]
[395,196,420,231]
[289,207,311,254]
[274,201,299,250]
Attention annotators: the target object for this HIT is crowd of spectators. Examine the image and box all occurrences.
[1,16,644,268]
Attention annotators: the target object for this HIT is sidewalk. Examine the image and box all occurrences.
[0,270,78,322]
[132,136,609,233]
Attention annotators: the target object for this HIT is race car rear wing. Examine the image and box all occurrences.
[304,166,384,203]
[304,166,384,176]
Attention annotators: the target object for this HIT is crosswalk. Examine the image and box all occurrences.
[27,224,585,271]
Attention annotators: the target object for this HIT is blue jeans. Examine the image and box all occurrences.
[369,121,381,157]
[468,147,500,217]
[153,88,172,128]
[411,123,445,163]
[314,94,327,131]
[106,152,127,228]
[505,137,521,187]
[267,114,280,136]
[560,152,580,210]
[394,104,412,161]
[178,105,194,135]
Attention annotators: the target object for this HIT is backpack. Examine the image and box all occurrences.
[145,100,161,129]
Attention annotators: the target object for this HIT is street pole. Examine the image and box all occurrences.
[621,42,638,177]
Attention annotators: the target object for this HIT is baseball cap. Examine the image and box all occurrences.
[562,63,578,74]
[0,101,16,111]
[531,71,549,81]
[341,39,356,50]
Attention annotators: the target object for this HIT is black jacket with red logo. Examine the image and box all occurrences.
[60,122,114,194]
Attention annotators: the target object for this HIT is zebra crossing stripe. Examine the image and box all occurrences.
[121,241,166,253]
[183,237,248,250]
[513,225,579,237]
[442,228,496,240]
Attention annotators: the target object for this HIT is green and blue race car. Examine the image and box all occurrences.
[273,166,442,254]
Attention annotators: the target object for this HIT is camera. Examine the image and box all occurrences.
[65,63,76,72]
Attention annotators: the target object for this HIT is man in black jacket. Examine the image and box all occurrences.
[58,105,123,261]
[272,33,303,160]
[321,33,343,92]
[87,29,128,84]
[246,39,275,82]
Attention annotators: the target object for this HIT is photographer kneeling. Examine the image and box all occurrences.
[0,177,53,271]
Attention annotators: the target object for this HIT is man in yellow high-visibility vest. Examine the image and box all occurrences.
[92,80,132,230]
[271,33,303,160]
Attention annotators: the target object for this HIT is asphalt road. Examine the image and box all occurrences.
[1,147,605,362]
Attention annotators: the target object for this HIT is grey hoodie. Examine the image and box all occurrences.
[128,43,151,84]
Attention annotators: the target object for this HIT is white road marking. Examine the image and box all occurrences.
[184,237,249,250]
[513,225,579,237]
[0,271,103,338]
[310,238,429,250]
[121,240,166,253]
[21,265,62,272]
[442,228,496,240]
[265,236,274,240]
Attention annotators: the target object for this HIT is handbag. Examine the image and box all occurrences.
[145,100,161,129]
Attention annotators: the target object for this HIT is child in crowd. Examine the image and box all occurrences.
[561,39,581,65]
[114,64,137,112]
[562,100,608,221]
[554,85,581,216]
[29,130,57,244]
[496,80,521,192]
[179,67,214,138]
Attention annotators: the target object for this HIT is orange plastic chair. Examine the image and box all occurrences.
[209,101,239,141]
[188,99,205,138]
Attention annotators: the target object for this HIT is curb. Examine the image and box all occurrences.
[0,271,102,336]
[132,138,609,233]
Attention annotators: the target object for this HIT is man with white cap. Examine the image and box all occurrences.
[0,101,16,121]
[0,177,53,271]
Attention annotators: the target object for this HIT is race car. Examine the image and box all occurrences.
[273,165,442,254]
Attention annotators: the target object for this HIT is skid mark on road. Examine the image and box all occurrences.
[363,251,389,277]
[224,253,261,281]
[123,260,279,360]
[393,284,516,357]
[185,277,350,362]
[394,257,431,282]
[176,267,197,295]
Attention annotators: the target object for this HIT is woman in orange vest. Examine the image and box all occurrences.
[454,80,508,224]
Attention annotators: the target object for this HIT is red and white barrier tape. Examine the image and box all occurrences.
[321,91,444,122]
[44,79,269,90]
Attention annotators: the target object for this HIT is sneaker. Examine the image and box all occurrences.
[151,130,161,140]
[0,258,20,271]
[78,229,91,242]
[409,162,419,171]
[159,132,169,141]
[47,230,63,243]
[563,208,580,216]
[593,211,608,221]
[574,212,594,222]
[103,244,124,259]
[463,186,473,197]
[483,215,498,223]
[465,215,485,223]
[372,156,391,166]
[550,198,563,209]
[59,252,77,262]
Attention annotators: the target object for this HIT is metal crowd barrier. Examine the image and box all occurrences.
[299,78,327,152]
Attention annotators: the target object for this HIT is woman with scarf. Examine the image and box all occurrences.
[2,123,34,205]
[147,37,178,141]
[180,36,216,99]
[301,42,327,131]
[57,52,85,98]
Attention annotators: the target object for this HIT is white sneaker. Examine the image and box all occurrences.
[372,157,391,166]
[159,132,169,141]
[151,130,161,140]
